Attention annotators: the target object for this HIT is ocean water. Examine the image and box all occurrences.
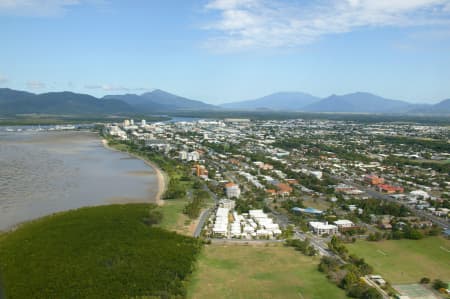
[0,131,158,231]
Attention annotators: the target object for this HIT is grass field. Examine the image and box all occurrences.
[158,198,198,235]
[302,198,331,211]
[346,237,450,284]
[187,243,349,299]
[0,204,201,298]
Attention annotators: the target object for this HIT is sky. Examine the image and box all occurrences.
[1,0,450,104]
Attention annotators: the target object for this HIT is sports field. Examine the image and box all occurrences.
[187,243,349,299]
[394,284,439,299]
[346,237,450,284]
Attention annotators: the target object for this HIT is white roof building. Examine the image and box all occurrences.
[309,221,338,235]
[187,151,200,162]
[219,198,236,210]
[410,190,430,199]
[179,151,188,160]
[333,219,355,228]
[213,208,229,237]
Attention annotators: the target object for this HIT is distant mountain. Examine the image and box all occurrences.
[221,92,320,110]
[1,87,448,115]
[408,98,450,114]
[0,88,133,115]
[434,99,450,111]
[104,89,216,112]
[303,92,414,113]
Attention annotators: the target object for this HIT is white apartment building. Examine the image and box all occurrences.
[309,221,338,235]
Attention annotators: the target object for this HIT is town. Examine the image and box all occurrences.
[104,117,450,299]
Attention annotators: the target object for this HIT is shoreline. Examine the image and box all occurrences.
[101,138,167,206]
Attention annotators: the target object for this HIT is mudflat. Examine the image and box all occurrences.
[0,130,160,231]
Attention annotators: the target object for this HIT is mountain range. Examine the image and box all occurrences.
[0,88,214,115]
[103,89,214,112]
[221,92,319,110]
[0,89,132,115]
[221,92,450,114]
[0,88,449,115]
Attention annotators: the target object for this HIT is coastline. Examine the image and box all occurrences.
[101,138,167,206]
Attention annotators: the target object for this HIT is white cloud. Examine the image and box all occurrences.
[84,84,149,92]
[27,80,46,89]
[0,74,8,85]
[0,0,106,17]
[203,0,450,51]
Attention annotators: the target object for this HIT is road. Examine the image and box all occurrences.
[294,231,347,264]
[192,182,219,238]
[269,209,290,229]
[194,208,211,237]
[202,183,218,202]
[361,276,390,299]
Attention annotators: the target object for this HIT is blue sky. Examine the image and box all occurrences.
[1,0,450,104]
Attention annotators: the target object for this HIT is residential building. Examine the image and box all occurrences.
[225,183,241,199]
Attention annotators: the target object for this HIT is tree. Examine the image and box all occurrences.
[318,256,340,273]
[362,287,382,299]
[432,279,448,290]
[347,282,367,298]
[367,232,383,241]
[341,270,359,290]
[420,277,430,284]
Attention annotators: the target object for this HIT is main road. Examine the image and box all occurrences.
[193,182,219,238]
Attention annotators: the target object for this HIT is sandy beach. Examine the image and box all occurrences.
[102,139,167,206]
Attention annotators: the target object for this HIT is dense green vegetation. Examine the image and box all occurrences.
[0,204,202,299]
[274,137,372,163]
[347,198,410,220]
[376,136,450,152]
[183,190,211,219]
[319,237,384,299]
[433,279,448,290]
[285,238,318,256]
[384,155,450,173]
[318,255,382,299]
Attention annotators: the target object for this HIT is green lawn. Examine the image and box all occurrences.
[302,198,331,211]
[0,204,201,299]
[158,198,194,235]
[346,237,450,284]
[188,244,349,299]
